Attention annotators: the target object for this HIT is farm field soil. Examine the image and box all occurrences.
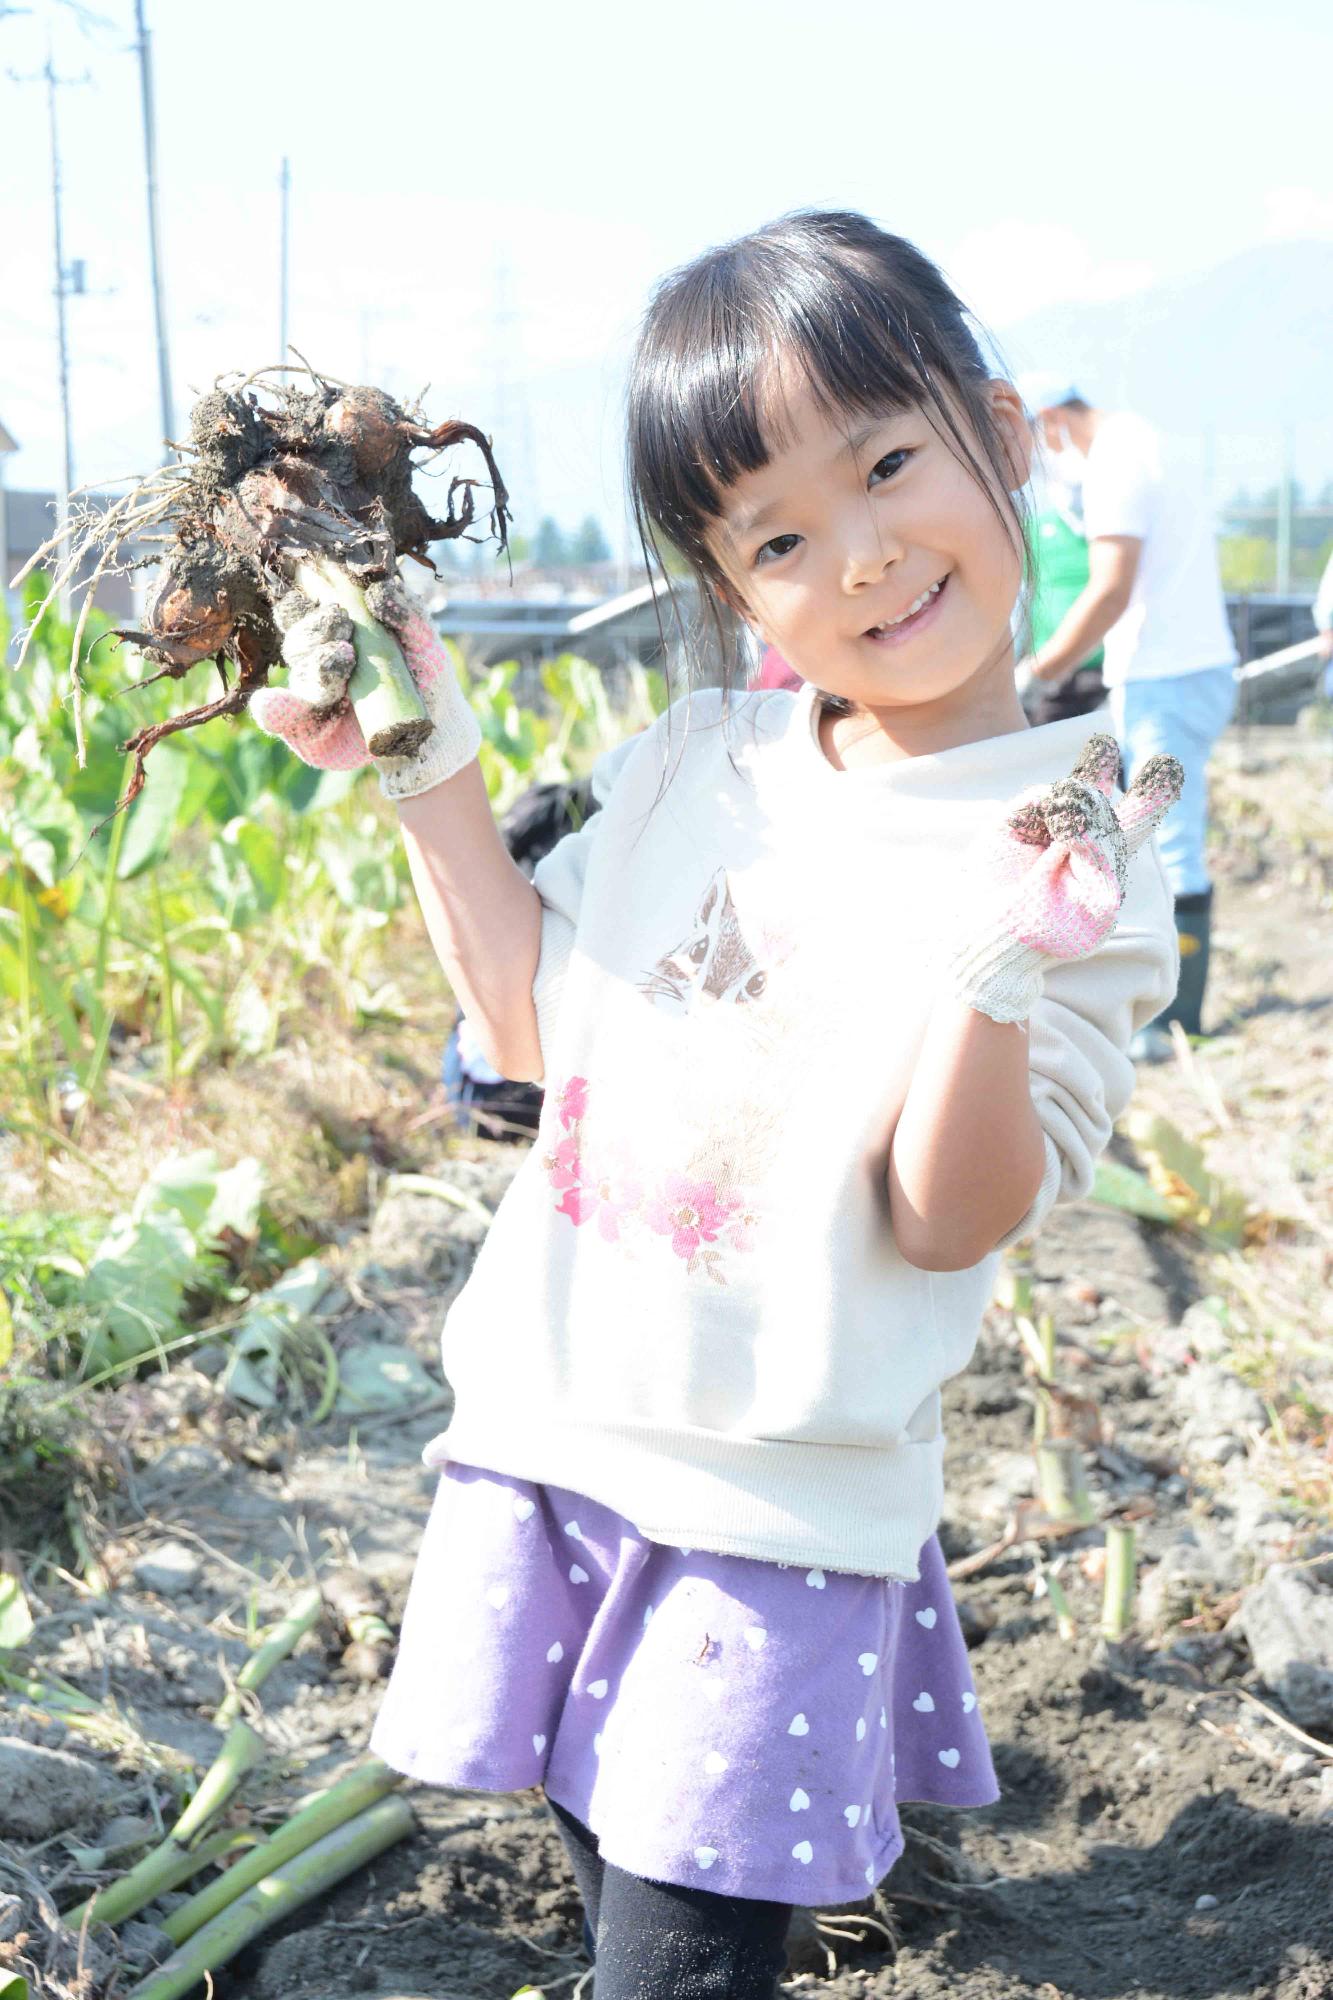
[5,729,1331,2000]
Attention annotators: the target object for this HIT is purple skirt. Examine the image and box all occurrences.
[371,1459,998,1907]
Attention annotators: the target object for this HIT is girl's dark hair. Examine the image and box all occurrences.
[627,208,1029,723]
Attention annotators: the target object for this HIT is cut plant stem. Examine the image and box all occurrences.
[64,1720,265,1931]
[1043,1567,1077,1642]
[1101,1522,1138,1641]
[293,558,432,758]
[215,1584,324,1728]
[1036,1439,1095,1526]
[161,1757,400,1944]
[123,1795,415,2000]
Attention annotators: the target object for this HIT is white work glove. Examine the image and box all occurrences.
[946,733,1184,1024]
[249,577,481,801]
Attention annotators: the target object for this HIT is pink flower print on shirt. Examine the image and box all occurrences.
[724,1199,761,1254]
[542,1076,757,1285]
[557,1161,645,1243]
[543,1133,584,1194]
[643,1172,740,1262]
[557,1075,588,1131]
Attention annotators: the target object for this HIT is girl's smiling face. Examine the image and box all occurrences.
[708,360,1033,747]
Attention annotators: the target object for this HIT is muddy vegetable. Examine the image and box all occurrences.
[9,364,510,818]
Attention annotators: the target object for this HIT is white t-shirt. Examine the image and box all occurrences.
[1081,413,1238,685]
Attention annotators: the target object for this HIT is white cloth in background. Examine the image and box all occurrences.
[1081,413,1238,686]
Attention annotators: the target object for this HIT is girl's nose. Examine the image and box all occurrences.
[840,513,901,591]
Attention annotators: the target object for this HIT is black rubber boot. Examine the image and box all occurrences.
[1161,888,1213,1037]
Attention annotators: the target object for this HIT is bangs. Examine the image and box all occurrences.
[628,216,992,573]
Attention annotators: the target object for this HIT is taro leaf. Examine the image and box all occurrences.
[334,1342,438,1415]
[1090,1159,1178,1225]
[317,828,401,917]
[221,1258,331,1410]
[82,1210,198,1371]
[207,816,285,928]
[0,1971,29,1998]
[116,741,193,879]
[130,1150,264,1245]
[0,1572,34,1649]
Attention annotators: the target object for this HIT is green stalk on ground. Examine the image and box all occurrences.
[64,1720,265,1932]
[293,558,431,758]
[161,1757,400,1944]
[215,1584,324,1728]
[1036,1439,1095,1525]
[1101,1523,1138,1640]
[123,1795,415,2000]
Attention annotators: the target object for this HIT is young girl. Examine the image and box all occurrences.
[253,209,1182,1999]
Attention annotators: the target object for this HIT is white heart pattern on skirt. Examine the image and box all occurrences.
[806,1569,826,1589]
[742,1626,768,1651]
[962,1691,977,1712]
[485,1584,509,1610]
[587,1679,608,1699]
[913,1691,935,1712]
[856,1717,867,1741]
[790,1787,810,1811]
[695,1846,719,1868]
[570,1564,590,1585]
[703,1750,729,1774]
[792,1840,814,1864]
[843,1804,861,1827]
[915,1606,938,1629]
[858,1652,878,1676]
[788,1712,810,1736]
[512,1496,535,1521]
[532,1733,546,1754]
[546,1641,564,1664]
[564,1520,584,1541]
[938,1747,961,1768]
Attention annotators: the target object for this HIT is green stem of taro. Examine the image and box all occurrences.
[293,559,432,759]
[123,1796,415,2000]
[152,872,178,1092]
[64,1721,265,1932]
[161,1758,400,1944]
[1101,1523,1138,1641]
[1036,1439,1095,1526]
[215,1585,324,1730]
[76,750,134,1124]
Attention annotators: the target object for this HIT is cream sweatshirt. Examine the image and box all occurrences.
[424,683,1177,1580]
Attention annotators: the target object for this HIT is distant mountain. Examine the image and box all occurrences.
[996,239,1333,488]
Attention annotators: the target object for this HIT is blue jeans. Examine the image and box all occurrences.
[1108,664,1236,898]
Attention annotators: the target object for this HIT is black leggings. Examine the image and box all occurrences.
[546,1793,792,1998]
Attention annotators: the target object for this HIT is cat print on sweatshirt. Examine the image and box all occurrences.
[638,867,776,1015]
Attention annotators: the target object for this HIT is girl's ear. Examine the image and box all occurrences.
[989,380,1034,492]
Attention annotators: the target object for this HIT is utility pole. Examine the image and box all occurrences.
[133,0,174,455]
[278,157,291,372]
[45,38,75,618]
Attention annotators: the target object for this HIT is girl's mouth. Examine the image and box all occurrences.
[863,573,949,647]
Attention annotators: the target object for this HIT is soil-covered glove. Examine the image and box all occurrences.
[249,577,481,801]
[947,734,1184,1024]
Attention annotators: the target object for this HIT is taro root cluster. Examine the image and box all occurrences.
[13,365,510,810]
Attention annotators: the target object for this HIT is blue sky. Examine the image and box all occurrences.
[2,0,1330,542]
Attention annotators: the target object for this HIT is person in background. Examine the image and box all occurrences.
[1018,378,1237,1061]
[1314,546,1333,700]
[1019,392,1106,725]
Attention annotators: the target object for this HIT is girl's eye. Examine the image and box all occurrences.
[754,533,800,568]
[868,448,913,487]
